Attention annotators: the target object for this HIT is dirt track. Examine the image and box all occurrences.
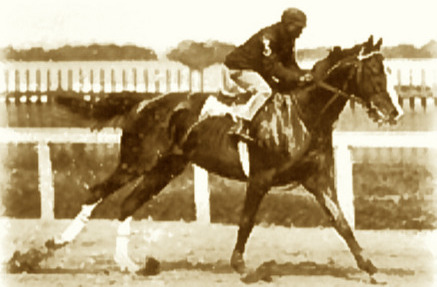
[1,219,436,286]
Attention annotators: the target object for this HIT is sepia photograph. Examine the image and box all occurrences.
[0,0,436,286]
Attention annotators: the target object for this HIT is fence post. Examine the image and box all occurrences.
[25,70,30,92]
[111,69,116,92]
[79,69,84,92]
[396,69,403,107]
[408,69,413,97]
[68,70,73,92]
[193,165,210,223]
[421,69,427,97]
[200,69,204,93]
[221,66,227,90]
[122,70,127,91]
[144,69,149,92]
[90,69,94,93]
[47,70,51,92]
[100,69,105,92]
[188,70,193,92]
[132,68,137,91]
[57,70,62,91]
[166,69,171,93]
[425,97,434,112]
[37,141,55,220]
[15,70,20,92]
[334,144,354,229]
[36,69,41,93]
[154,69,160,93]
[177,70,182,91]
[5,70,9,93]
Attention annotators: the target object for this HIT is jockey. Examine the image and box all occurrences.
[200,8,313,137]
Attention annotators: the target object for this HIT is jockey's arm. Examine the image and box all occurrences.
[263,56,312,86]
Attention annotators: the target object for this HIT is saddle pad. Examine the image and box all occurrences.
[252,93,310,155]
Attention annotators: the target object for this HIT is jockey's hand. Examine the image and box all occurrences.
[299,73,313,83]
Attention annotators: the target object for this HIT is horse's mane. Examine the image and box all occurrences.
[311,35,379,80]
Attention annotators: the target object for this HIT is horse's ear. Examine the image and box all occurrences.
[366,35,374,49]
[361,35,374,54]
[375,38,383,50]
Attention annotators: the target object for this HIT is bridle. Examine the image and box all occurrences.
[317,50,383,116]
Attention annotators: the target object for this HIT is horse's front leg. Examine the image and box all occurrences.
[231,170,272,274]
[303,173,377,276]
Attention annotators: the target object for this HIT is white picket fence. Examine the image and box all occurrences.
[1,59,436,95]
[1,128,437,227]
[0,61,224,94]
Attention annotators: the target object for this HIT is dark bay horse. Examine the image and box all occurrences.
[11,36,401,279]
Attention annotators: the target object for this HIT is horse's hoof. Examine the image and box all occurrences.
[45,239,65,250]
[136,257,160,276]
[357,257,377,275]
[241,267,273,283]
[44,239,56,249]
[230,251,246,274]
[240,268,259,284]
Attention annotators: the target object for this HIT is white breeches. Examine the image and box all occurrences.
[201,68,272,121]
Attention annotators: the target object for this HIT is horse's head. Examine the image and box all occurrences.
[352,37,403,124]
[318,36,403,125]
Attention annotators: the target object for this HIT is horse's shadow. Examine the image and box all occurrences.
[159,259,413,284]
[7,254,414,284]
[163,259,358,277]
[238,260,366,283]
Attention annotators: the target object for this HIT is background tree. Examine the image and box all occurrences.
[167,40,235,91]
[381,44,432,58]
[2,44,158,61]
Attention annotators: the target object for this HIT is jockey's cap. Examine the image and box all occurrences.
[281,8,306,27]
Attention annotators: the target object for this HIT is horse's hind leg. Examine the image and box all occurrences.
[46,162,141,249]
[303,173,377,276]
[114,155,188,272]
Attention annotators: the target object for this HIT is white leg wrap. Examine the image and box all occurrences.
[54,199,101,245]
[238,141,250,177]
[114,216,139,273]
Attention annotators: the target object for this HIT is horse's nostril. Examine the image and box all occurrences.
[391,110,399,118]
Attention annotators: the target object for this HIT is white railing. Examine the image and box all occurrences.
[333,131,437,228]
[0,128,122,220]
[0,127,211,222]
[1,128,437,226]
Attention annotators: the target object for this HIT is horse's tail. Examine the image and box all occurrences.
[55,92,159,122]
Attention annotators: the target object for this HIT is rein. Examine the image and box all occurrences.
[317,81,353,116]
[291,50,387,130]
[314,51,381,117]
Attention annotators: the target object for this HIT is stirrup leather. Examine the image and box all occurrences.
[228,118,253,142]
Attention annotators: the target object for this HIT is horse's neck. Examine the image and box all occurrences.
[296,71,350,131]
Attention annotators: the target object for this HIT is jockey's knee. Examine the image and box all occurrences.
[257,84,272,94]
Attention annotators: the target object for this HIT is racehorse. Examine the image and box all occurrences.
[9,36,401,280]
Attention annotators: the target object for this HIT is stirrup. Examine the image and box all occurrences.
[228,118,253,142]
